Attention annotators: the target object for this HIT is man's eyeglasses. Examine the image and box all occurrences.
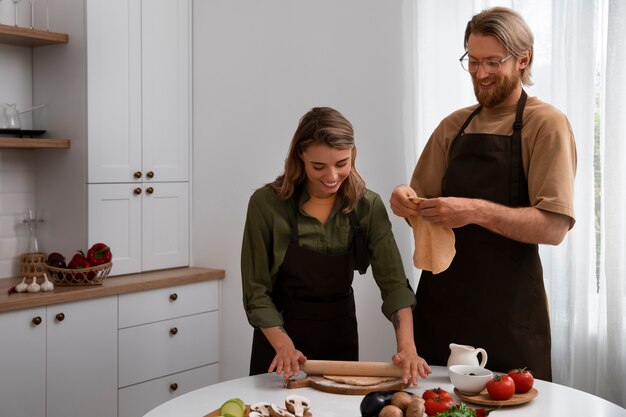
[459,51,513,74]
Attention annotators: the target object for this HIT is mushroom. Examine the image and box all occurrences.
[378,404,403,417]
[284,395,310,417]
[269,404,295,417]
[250,402,271,417]
[405,396,425,417]
[249,413,264,417]
[390,391,413,413]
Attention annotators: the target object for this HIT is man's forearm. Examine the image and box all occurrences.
[472,199,570,245]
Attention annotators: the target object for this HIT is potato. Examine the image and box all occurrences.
[378,404,403,417]
[405,396,425,417]
[390,391,413,413]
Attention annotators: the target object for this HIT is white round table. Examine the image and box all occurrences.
[144,366,626,417]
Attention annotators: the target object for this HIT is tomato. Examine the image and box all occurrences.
[508,368,534,393]
[486,374,516,400]
[422,387,452,402]
[424,396,455,416]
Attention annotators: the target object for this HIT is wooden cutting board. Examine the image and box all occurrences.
[286,375,408,395]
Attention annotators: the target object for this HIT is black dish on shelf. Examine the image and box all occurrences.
[0,129,47,138]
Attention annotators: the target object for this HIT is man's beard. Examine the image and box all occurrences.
[472,71,520,108]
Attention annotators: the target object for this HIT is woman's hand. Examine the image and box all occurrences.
[392,348,431,386]
[268,344,308,379]
[262,326,308,379]
[390,308,432,385]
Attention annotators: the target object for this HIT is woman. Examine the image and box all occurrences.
[241,107,430,385]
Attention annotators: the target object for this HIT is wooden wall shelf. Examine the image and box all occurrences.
[0,137,70,149]
[0,23,69,47]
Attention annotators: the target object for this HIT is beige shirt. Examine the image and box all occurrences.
[411,95,577,226]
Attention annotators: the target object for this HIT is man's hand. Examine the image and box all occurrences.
[390,185,421,219]
[416,197,474,228]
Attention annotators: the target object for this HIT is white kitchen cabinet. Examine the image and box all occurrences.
[47,297,118,417]
[117,280,219,417]
[118,364,219,417]
[0,307,46,417]
[33,0,191,271]
[87,0,190,184]
[0,297,117,417]
[88,182,189,276]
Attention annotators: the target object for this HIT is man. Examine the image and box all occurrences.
[390,7,576,381]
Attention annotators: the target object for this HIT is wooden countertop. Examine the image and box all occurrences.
[0,267,225,313]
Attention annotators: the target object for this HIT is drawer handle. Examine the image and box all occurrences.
[134,171,142,179]
[146,187,154,195]
[32,316,42,325]
[170,383,178,391]
[169,327,178,335]
[55,313,65,322]
[133,187,142,195]
[169,293,178,301]
[147,171,155,179]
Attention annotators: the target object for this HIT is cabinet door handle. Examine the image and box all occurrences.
[32,316,42,325]
[169,327,178,335]
[133,187,142,195]
[55,313,65,322]
[169,383,178,391]
[146,187,154,194]
[134,171,142,179]
[146,171,155,179]
[169,293,178,301]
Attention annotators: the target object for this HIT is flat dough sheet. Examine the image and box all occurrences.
[408,200,456,274]
[322,375,398,386]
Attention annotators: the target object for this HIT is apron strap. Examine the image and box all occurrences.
[348,209,369,275]
[509,90,528,205]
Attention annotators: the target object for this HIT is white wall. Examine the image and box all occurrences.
[191,0,415,381]
[0,44,37,278]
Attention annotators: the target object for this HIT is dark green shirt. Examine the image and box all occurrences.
[241,185,415,329]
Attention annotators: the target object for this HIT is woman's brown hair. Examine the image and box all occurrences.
[269,107,366,213]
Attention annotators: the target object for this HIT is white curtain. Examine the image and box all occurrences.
[405,0,626,407]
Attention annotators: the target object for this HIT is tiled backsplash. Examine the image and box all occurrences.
[0,149,37,278]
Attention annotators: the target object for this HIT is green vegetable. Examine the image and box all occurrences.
[435,403,494,417]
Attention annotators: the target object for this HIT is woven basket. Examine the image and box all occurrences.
[46,262,112,286]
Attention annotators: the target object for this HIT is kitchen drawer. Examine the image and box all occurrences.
[119,310,218,387]
[119,280,218,328]
[118,363,218,417]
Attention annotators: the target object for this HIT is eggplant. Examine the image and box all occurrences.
[360,390,415,417]
[46,252,67,268]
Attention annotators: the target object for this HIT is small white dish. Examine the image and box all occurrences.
[448,364,493,395]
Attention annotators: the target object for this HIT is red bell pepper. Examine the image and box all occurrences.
[68,250,91,269]
[87,243,112,265]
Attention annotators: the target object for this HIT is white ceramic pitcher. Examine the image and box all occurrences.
[447,343,488,367]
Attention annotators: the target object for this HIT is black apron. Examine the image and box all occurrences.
[249,196,368,375]
[413,90,553,380]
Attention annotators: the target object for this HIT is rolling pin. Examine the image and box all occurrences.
[301,360,403,377]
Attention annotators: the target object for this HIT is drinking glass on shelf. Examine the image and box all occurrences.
[11,0,22,27]
[28,0,35,29]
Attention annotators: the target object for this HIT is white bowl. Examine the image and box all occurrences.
[448,365,493,395]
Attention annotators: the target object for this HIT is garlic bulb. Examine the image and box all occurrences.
[15,277,28,293]
[41,273,54,292]
[27,277,41,293]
